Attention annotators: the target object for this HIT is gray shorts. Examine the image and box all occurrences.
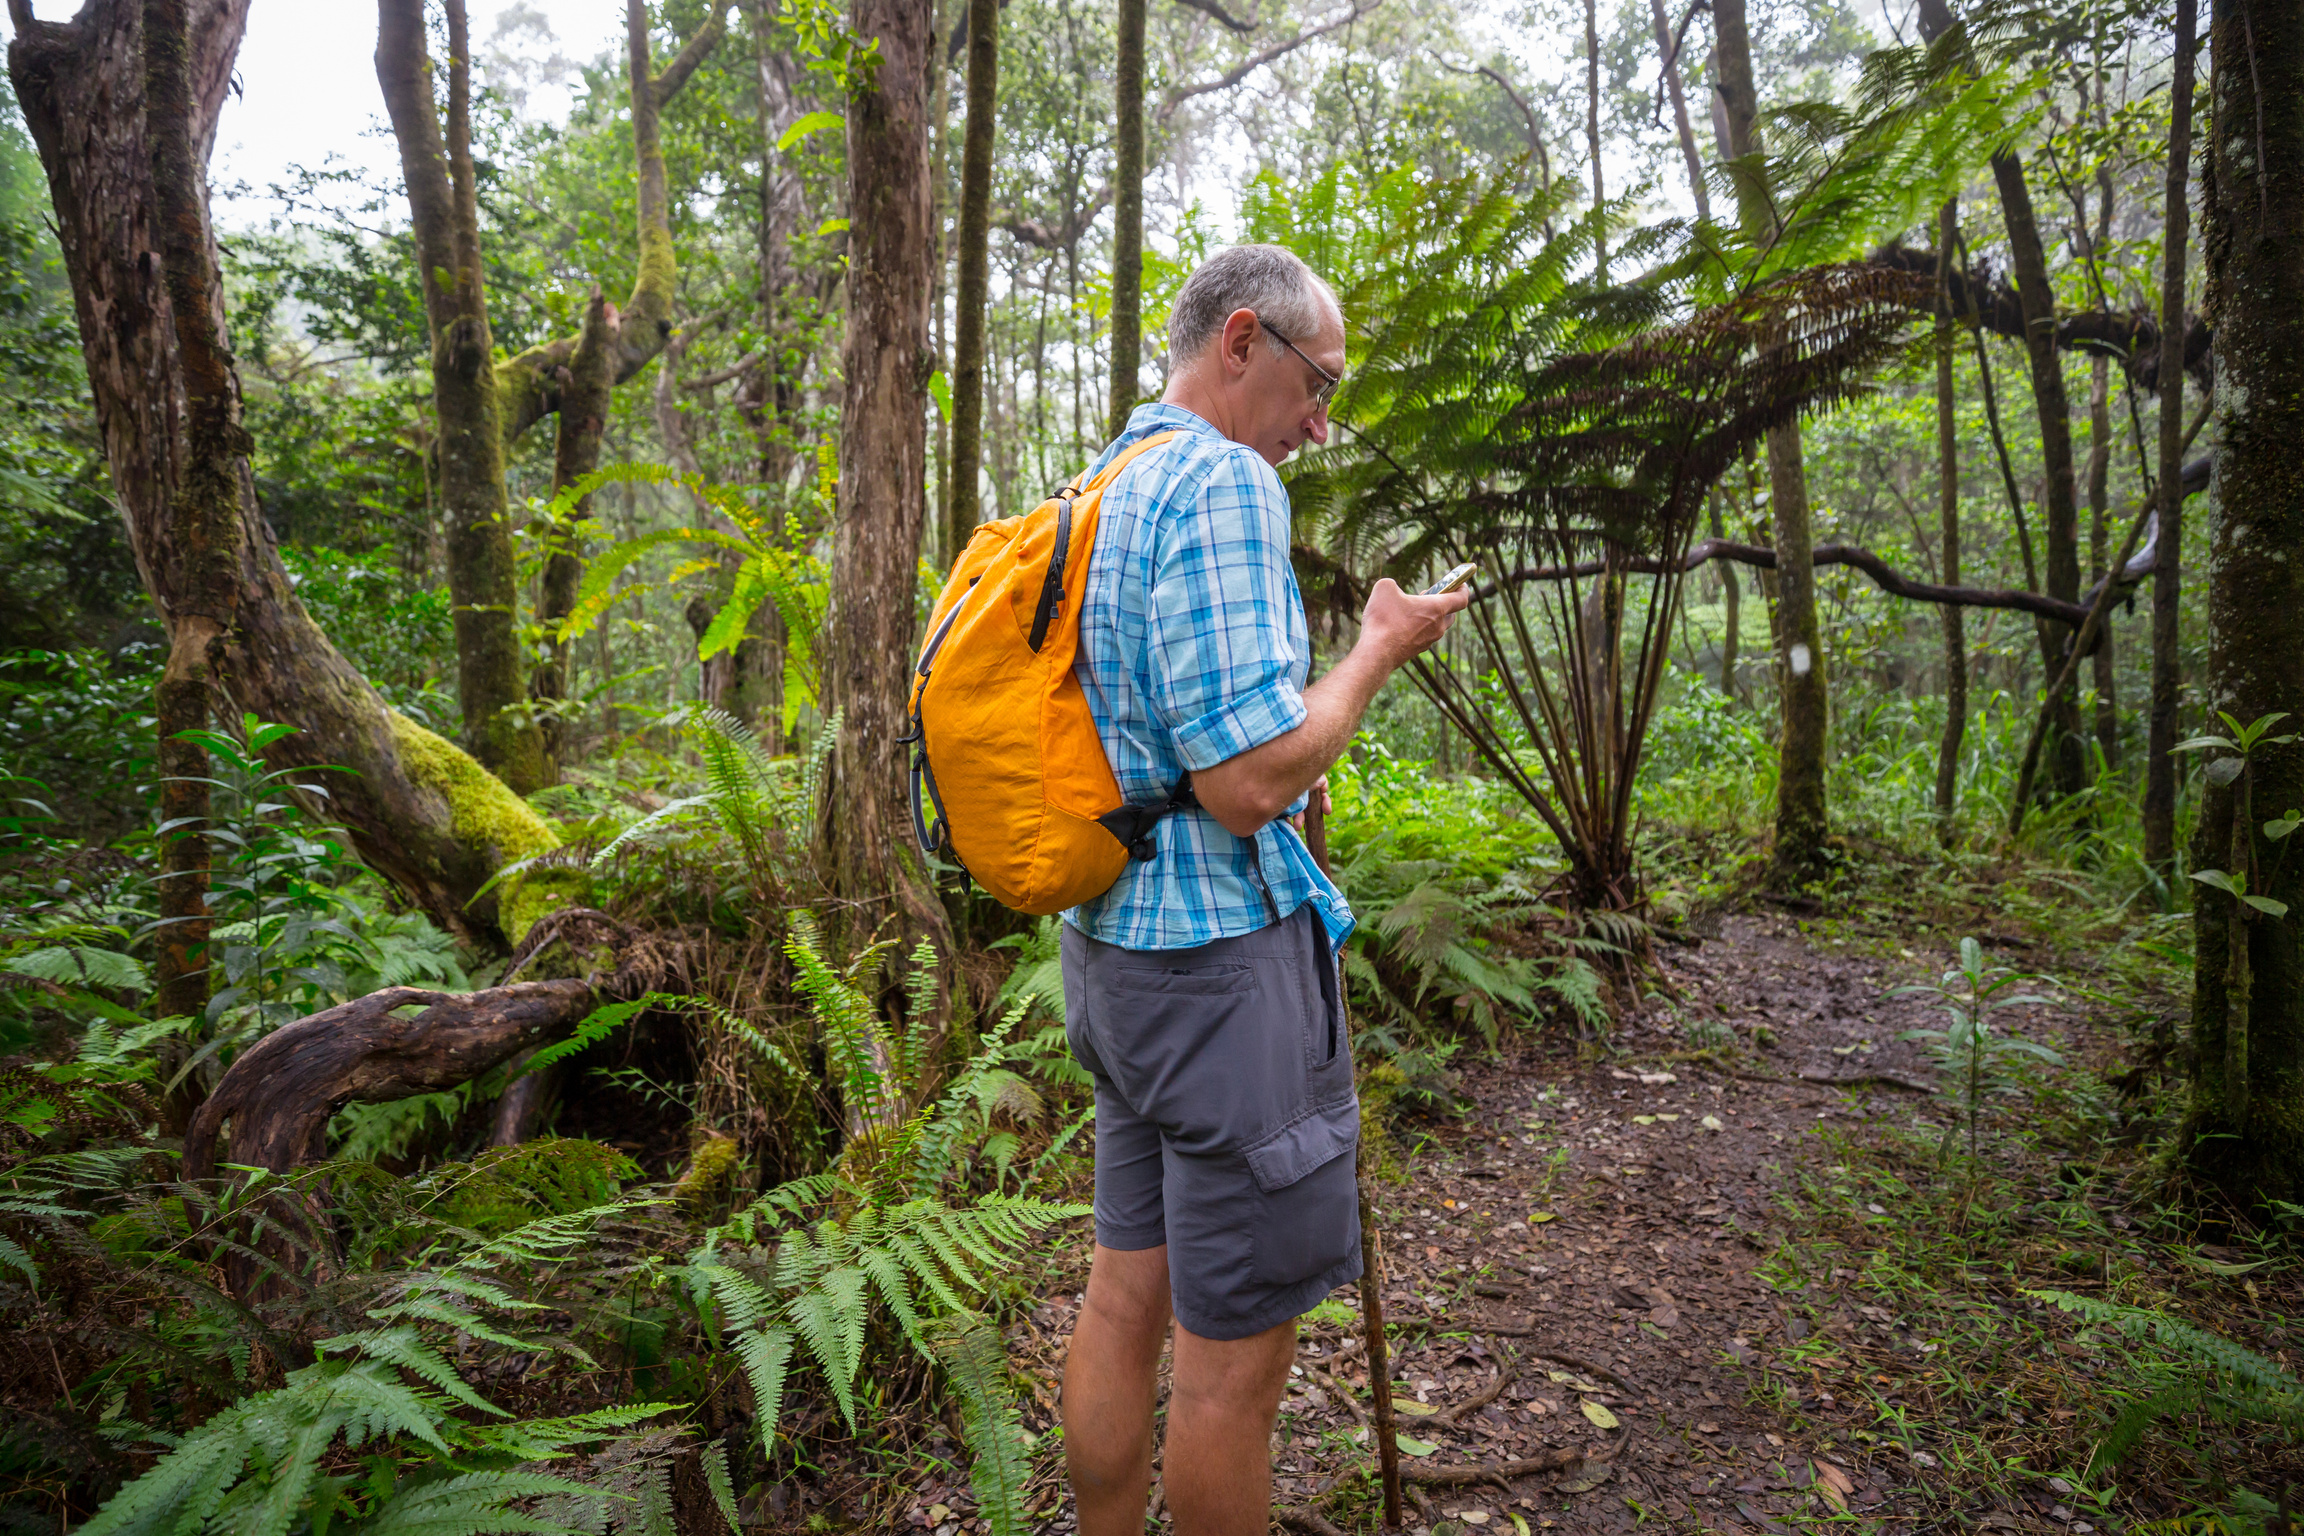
[1061,904,1363,1341]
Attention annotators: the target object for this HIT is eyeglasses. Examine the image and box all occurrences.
[1258,316,1342,407]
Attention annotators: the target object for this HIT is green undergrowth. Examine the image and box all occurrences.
[1734,970,2301,1532]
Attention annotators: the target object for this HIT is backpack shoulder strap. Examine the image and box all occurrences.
[1068,429,1181,499]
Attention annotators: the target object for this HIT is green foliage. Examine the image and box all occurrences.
[1889,936,2061,1164]
[2032,1290,2304,1479]
[276,547,456,731]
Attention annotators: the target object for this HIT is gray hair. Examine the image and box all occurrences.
[1167,243,1341,364]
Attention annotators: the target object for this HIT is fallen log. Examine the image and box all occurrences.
[183,908,672,1182]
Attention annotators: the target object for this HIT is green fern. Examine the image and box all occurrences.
[2033,1290,2304,1476]
[933,1316,1033,1536]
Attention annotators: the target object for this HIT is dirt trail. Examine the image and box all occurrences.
[921,913,2003,1535]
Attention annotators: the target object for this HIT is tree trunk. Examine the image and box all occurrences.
[745,5,810,749]
[948,0,996,552]
[823,0,954,962]
[2086,352,2117,769]
[1915,0,2084,801]
[376,0,548,794]
[533,289,617,769]
[492,3,730,447]
[1584,0,1606,281]
[1649,0,1708,224]
[1714,0,1829,883]
[2143,0,2198,875]
[143,0,241,1041]
[2185,0,2302,1207]
[1933,201,1965,838]
[8,0,555,948]
[1107,0,1146,441]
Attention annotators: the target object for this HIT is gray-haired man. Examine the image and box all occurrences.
[1058,244,1468,1534]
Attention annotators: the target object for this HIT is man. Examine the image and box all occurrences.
[1059,243,1470,1536]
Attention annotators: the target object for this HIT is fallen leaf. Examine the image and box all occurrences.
[1555,1462,1614,1495]
[1392,1399,1438,1417]
[1510,1517,1532,1536]
[1528,1211,1557,1223]
[1701,1114,1725,1131]
[1395,1434,1439,1457]
[928,1505,951,1523]
[1581,1400,1620,1429]
[1657,1112,1680,1121]
[1462,1514,1492,1526]
[1697,1420,1720,1434]
[1634,1115,1656,1125]
[1814,1461,1855,1497]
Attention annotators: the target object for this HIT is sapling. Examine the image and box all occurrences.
[1890,937,2060,1166]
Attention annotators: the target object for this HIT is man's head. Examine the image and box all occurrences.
[1161,244,1344,468]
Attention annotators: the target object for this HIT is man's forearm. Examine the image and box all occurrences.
[1191,641,1397,837]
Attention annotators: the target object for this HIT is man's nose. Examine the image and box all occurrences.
[1305,400,1331,446]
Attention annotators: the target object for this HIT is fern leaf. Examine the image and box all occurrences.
[323,1325,505,1417]
[786,1270,866,1429]
[733,1325,795,1451]
[932,1316,1033,1536]
[700,1440,739,1533]
[355,1470,599,1536]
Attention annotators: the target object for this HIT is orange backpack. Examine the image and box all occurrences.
[904,432,1195,914]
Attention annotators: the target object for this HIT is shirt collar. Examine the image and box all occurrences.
[1123,400,1224,443]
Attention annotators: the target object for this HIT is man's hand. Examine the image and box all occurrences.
[1358,577,1470,668]
[1191,581,1473,839]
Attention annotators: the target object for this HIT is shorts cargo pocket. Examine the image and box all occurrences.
[1245,1097,1361,1291]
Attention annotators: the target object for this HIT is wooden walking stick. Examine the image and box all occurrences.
[1307,795,1406,1530]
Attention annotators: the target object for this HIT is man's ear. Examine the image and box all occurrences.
[1218,307,1261,378]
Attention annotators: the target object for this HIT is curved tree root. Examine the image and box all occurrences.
[181,909,674,1298]
[1398,1426,1631,1490]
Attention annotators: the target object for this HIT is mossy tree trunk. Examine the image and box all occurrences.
[1714,0,1830,884]
[1106,0,1145,442]
[491,2,731,447]
[376,0,548,794]
[2184,0,2304,1206]
[822,0,955,971]
[533,289,616,770]
[948,0,997,552]
[7,0,554,947]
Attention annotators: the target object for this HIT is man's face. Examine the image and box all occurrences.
[1238,308,1345,468]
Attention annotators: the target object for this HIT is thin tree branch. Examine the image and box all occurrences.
[1157,0,1385,121]
[1171,0,1255,33]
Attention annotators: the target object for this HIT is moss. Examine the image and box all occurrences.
[674,1133,741,1216]
[388,711,584,943]
[502,867,591,948]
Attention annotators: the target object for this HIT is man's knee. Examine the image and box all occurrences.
[1168,1317,1296,1415]
[1083,1243,1172,1340]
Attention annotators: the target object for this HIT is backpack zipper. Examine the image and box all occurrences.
[1027,488,1078,654]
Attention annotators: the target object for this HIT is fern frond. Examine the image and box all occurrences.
[932,1315,1033,1536]
[355,1469,600,1536]
[733,1325,795,1450]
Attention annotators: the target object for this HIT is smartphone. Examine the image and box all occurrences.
[1423,562,1479,596]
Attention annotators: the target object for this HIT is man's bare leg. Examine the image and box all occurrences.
[1163,1316,1297,1536]
[1065,1243,1172,1536]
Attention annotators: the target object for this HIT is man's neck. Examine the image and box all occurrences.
[1159,374,1245,447]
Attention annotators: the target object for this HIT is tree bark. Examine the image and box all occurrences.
[533,289,617,769]
[491,2,731,447]
[2184,0,2302,1206]
[823,0,954,963]
[1713,0,1829,884]
[7,0,554,948]
[143,0,242,1038]
[1933,201,1965,838]
[1107,0,1146,441]
[2144,0,2199,875]
[948,0,997,552]
[2085,351,2117,768]
[377,0,548,794]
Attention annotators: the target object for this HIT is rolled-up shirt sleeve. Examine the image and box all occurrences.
[1144,448,1309,771]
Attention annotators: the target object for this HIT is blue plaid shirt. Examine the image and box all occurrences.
[1064,402,1354,952]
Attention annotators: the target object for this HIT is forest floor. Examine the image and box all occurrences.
[827,883,2304,1536]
